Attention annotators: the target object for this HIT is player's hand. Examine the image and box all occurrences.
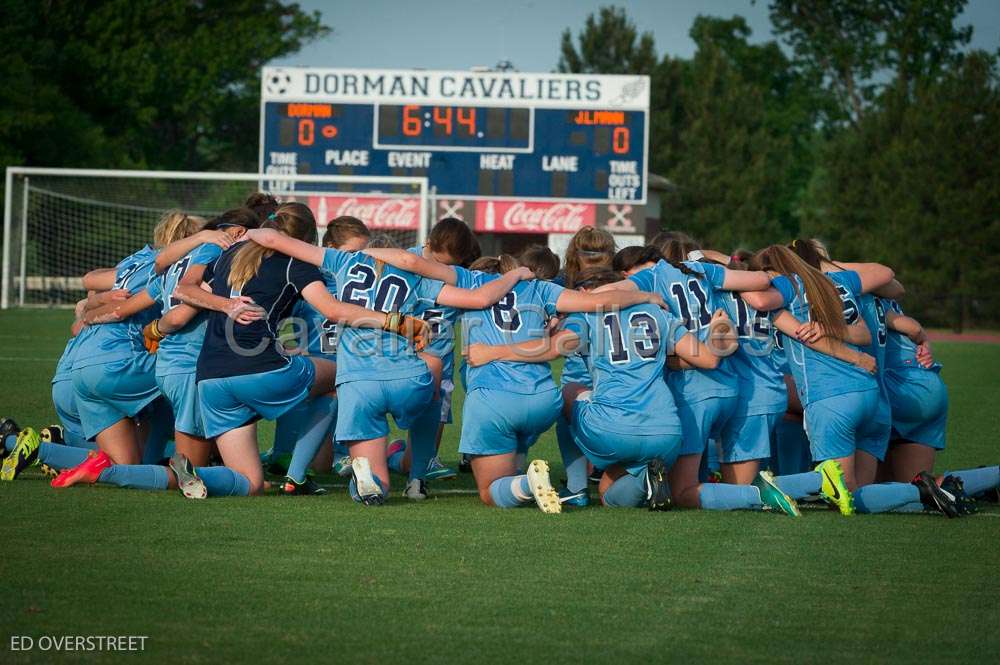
[464,343,495,367]
[795,321,826,344]
[198,229,237,250]
[854,352,877,374]
[224,296,264,325]
[916,341,934,368]
[107,289,130,301]
[142,320,164,354]
[708,309,739,356]
[645,293,668,310]
[383,313,429,351]
[513,266,536,281]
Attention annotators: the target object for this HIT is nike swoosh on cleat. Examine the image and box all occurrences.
[823,469,841,500]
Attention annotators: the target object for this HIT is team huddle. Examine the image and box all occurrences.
[2,192,998,518]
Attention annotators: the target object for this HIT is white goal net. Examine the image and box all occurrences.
[2,168,429,308]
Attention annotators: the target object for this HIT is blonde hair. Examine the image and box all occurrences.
[228,202,316,291]
[564,227,614,288]
[153,211,205,248]
[752,245,848,340]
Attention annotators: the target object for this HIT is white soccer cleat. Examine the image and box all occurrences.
[525,459,561,514]
[351,456,384,506]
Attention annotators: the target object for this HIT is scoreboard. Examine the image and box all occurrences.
[259,67,650,204]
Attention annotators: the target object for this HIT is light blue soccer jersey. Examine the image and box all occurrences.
[718,291,787,415]
[881,298,942,372]
[146,243,221,376]
[287,268,339,359]
[52,334,82,383]
[322,248,443,384]
[771,273,878,406]
[560,350,593,388]
[628,259,738,401]
[563,304,687,435]
[461,274,565,395]
[72,245,161,369]
[408,246,460,380]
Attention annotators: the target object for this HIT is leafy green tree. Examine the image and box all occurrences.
[557,6,657,75]
[0,0,328,172]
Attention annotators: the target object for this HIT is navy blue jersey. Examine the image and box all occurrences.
[196,243,323,381]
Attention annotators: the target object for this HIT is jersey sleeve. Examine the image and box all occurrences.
[454,266,488,290]
[145,275,163,302]
[321,248,351,276]
[560,313,590,355]
[288,259,323,293]
[628,266,656,292]
[189,243,223,266]
[839,270,863,296]
[700,262,726,289]
[771,276,795,308]
[536,280,566,317]
[416,277,445,306]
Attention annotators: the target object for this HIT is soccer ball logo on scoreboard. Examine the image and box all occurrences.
[258,67,649,208]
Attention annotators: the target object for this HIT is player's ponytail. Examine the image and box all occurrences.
[788,238,830,271]
[229,202,316,291]
[517,245,559,280]
[564,227,614,288]
[753,244,848,341]
[613,245,661,275]
[153,211,206,248]
[469,256,502,274]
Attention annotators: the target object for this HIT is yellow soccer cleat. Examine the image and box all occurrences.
[526,459,562,514]
[1,428,41,481]
[816,459,855,516]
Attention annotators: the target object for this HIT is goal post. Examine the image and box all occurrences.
[1,167,429,308]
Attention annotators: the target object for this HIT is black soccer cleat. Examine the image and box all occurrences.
[589,467,604,484]
[940,475,978,516]
[39,425,64,445]
[644,459,672,512]
[281,475,328,496]
[911,471,961,518]
[0,417,20,455]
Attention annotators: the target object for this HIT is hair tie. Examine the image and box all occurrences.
[266,212,278,221]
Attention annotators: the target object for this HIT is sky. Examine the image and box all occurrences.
[274,0,1000,72]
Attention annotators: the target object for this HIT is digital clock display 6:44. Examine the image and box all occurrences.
[376,104,531,150]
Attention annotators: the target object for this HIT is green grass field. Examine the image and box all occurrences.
[1,309,999,663]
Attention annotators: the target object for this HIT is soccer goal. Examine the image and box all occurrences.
[1,168,429,308]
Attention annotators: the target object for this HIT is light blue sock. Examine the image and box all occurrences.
[387,444,406,474]
[37,443,90,471]
[3,433,16,453]
[349,472,387,503]
[895,501,926,513]
[602,472,647,508]
[773,471,822,499]
[854,483,921,514]
[488,475,532,508]
[557,414,588,493]
[285,396,337,483]
[945,466,1000,496]
[63,430,96,450]
[699,483,764,511]
[408,398,441,481]
[197,466,251,496]
[97,464,169,491]
[272,403,306,459]
[141,398,174,464]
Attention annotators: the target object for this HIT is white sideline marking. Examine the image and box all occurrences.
[318,482,478,496]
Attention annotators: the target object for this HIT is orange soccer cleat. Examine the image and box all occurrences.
[51,450,112,488]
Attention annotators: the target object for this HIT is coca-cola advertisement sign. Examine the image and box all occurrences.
[307,195,420,230]
[474,200,595,234]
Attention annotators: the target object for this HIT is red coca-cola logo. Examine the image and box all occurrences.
[474,200,595,234]
[308,196,420,230]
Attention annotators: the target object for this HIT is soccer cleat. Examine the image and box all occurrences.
[753,470,801,517]
[169,453,208,499]
[644,459,672,511]
[50,450,112,488]
[525,459,561,514]
[589,467,604,484]
[1,428,41,481]
[911,471,961,518]
[815,459,855,516]
[424,455,457,481]
[281,475,327,496]
[0,417,20,455]
[558,484,589,508]
[350,456,385,506]
[940,475,977,516]
[404,478,428,501]
[39,464,59,479]
[333,455,353,477]
[39,425,64,445]
[458,454,472,474]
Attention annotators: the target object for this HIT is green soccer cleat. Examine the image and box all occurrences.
[753,470,801,517]
[815,459,855,516]
[333,455,353,478]
[168,453,207,499]
[423,455,457,481]
[1,428,41,481]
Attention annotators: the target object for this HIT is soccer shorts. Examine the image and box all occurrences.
[51,378,85,445]
[71,355,160,440]
[198,356,315,439]
[675,394,738,457]
[804,388,880,462]
[335,371,435,442]
[571,395,682,476]
[885,367,948,449]
[157,372,204,438]
[720,411,782,463]
[459,387,561,457]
